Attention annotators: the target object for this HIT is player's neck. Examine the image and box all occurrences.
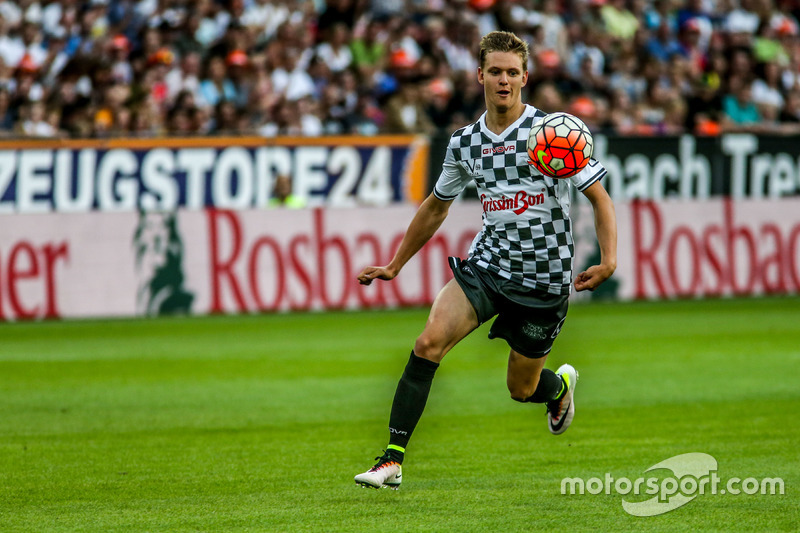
[485,102,525,135]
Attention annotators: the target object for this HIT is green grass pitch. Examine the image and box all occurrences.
[0,297,798,532]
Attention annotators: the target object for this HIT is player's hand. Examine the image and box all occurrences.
[574,264,615,292]
[357,266,398,285]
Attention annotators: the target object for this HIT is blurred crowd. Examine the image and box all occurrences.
[2,0,800,139]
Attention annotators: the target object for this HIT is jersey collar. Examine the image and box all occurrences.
[478,105,536,142]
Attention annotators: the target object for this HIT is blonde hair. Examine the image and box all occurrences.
[479,31,529,71]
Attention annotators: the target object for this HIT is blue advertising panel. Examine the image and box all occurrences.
[0,136,429,213]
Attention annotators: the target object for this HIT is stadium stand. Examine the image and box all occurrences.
[1,0,800,138]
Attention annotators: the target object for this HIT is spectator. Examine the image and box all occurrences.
[778,89,800,126]
[260,98,303,136]
[383,80,434,134]
[198,54,236,109]
[676,0,713,48]
[575,53,608,96]
[677,18,706,77]
[449,70,484,124]
[240,0,274,44]
[296,95,325,136]
[141,48,174,112]
[751,61,786,114]
[538,0,570,59]
[316,23,354,74]
[193,0,228,48]
[568,25,606,79]
[248,68,281,127]
[350,18,387,84]
[723,0,760,48]
[268,174,306,208]
[165,51,203,103]
[108,34,133,85]
[663,54,694,98]
[722,79,763,131]
[646,21,684,62]
[166,105,195,136]
[112,105,133,136]
[17,101,57,137]
[2,21,48,70]
[0,87,14,131]
[730,44,753,75]
[212,99,240,135]
[608,52,647,102]
[435,17,476,74]
[531,82,565,114]
[604,88,638,134]
[753,20,790,65]
[317,0,360,41]
[662,96,688,134]
[782,43,800,91]
[225,49,253,109]
[271,46,316,102]
[344,91,382,135]
[643,0,676,33]
[529,49,583,99]
[686,70,724,133]
[601,0,640,43]
[568,94,603,131]
[11,54,46,105]
[423,75,455,131]
[208,21,249,62]
[319,82,348,133]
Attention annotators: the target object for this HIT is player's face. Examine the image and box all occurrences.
[478,51,528,112]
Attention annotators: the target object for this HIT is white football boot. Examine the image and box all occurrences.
[354,452,402,490]
[547,364,578,435]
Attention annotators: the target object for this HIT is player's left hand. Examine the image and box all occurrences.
[574,264,615,292]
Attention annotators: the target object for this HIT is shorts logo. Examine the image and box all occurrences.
[551,317,566,339]
[523,322,547,340]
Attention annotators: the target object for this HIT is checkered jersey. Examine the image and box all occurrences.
[434,105,607,295]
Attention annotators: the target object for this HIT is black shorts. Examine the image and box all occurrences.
[449,257,569,358]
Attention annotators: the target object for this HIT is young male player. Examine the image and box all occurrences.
[354,31,617,489]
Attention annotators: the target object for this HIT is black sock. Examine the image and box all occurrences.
[524,368,564,403]
[386,351,439,463]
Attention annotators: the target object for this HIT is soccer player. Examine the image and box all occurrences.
[354,31,617,490]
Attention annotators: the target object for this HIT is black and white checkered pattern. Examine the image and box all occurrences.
[434,105,607,295]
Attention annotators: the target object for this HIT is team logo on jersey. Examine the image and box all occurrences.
[463,159,482,175]
[482,145,515,155]
[481,189,545,215]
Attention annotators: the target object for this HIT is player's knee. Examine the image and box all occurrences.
[510,391,528,403]
[507,379,538,403]
[413,335,444,362]
[509,386,534,402]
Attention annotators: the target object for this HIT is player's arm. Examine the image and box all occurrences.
[574,180,617,292]
[357,193,453,285]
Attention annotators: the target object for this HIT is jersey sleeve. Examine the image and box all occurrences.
[433,137,472,201]
[569,158,607,192]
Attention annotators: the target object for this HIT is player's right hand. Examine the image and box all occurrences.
[357,266,397,285]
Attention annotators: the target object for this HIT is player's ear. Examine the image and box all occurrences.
[522,69,529,86]
[477,67,484,85]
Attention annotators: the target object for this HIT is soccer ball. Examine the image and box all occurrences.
[527,112,593,179]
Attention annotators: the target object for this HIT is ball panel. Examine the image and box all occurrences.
[526,111,594,179]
